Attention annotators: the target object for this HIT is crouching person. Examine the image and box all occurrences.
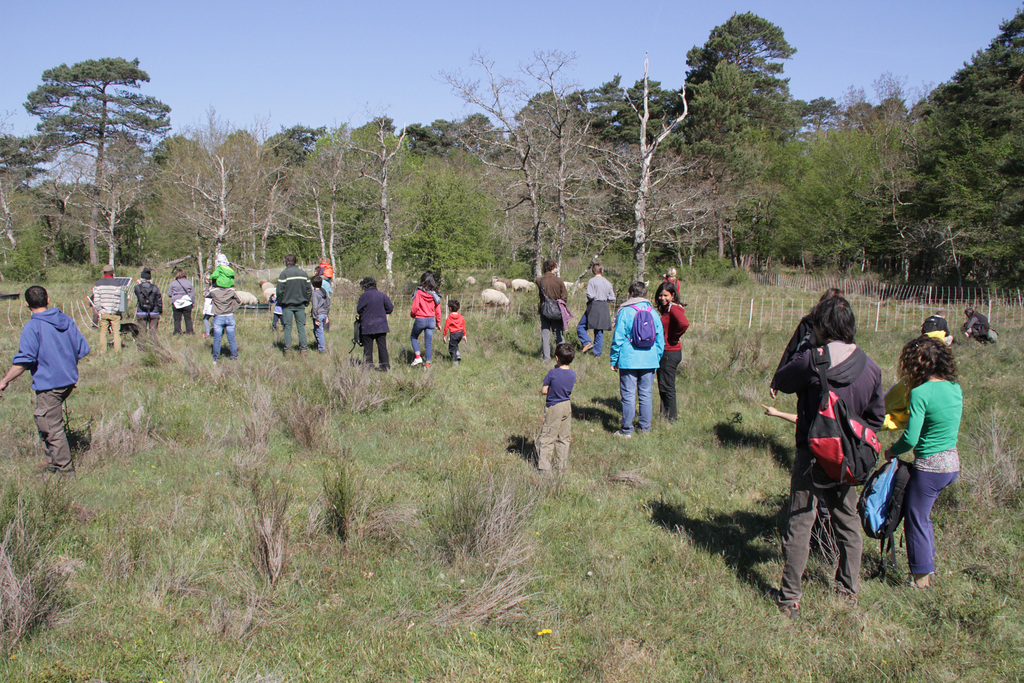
[0,286,90,477]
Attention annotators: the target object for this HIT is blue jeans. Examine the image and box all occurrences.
[313,314,327,352]
[619,368,655,434]
[905,468,959,574]
[576,313,604,356]
[212,314,237,360]
[411,317,434,361]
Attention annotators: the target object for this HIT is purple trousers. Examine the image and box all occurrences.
[905,468,959,574]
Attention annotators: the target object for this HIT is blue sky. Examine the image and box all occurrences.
[2,1,1021,137]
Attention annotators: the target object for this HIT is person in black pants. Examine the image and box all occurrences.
[167,267,196,335]
[655,281,689,422]
[356,276,394,370]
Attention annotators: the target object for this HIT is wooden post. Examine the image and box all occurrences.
[749,298,754,329]
[875,300,881,332]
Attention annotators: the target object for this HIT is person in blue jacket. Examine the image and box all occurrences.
[0,286,90,476]
[609,280,665,437]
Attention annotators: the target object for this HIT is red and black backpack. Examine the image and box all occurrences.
[807,346,881,486]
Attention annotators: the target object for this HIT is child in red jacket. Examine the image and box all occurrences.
[442,299,467,365]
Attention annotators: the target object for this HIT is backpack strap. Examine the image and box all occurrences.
[811,345,832,410]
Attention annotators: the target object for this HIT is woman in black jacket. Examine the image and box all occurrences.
[356,277,394,370]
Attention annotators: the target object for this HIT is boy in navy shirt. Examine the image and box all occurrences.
[539,343,576,474]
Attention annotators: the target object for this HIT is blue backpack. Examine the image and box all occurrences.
[858,458,911,575]
[629,304,657,349]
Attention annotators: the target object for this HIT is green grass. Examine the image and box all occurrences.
[0,274,1021,681]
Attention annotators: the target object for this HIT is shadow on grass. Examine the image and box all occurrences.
[713,420,793,470]
[507,435,537,467]
[649,496,786,594]
[573,402,619,432]
[507,338,540,359]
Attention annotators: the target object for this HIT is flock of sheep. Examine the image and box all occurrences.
[474,276,538,309]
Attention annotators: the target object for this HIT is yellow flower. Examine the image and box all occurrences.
[537,628,552,636]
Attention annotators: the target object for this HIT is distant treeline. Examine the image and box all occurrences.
[2,10,1024,287]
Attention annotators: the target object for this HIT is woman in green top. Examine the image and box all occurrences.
[884,336,962,589]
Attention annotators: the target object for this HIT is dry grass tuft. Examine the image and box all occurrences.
[727,333,763,372]
[317,461,421,547]
[99,518,147,580]
[962,409,1023,509]
[88,407,152,462]
[321,359,392,413]
[241,383,276,457]
[280,396,332,452]
[250,478,291,586]
[0,501,65,654]
[436,555,537,626]
[207,584,271,641]
[433,474,538,626]
[600,637,659,682]
[358,503,420,547]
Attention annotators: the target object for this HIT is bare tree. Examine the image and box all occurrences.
[98,135,151,266]
[445,53,548,277]
[348,117,407,287]
[591,57,690,279]
[160,112,287,270]
[289,126,358,273]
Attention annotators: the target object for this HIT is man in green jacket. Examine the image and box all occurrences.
[275,254,312,354]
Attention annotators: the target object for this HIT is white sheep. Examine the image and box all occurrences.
[237,291,260,306]
[510,278,534,291]
[481,288,510,308]
[491,280,507,293]
[466,276,477,286]
[259,280,276,302]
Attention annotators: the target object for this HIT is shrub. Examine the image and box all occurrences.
[322,462,353,542]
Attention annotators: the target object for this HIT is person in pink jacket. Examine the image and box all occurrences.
[410,271,442,368]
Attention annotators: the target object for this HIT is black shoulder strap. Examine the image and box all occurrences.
[812,345,832,409]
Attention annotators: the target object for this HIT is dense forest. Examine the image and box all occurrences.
[2,10,1023,287]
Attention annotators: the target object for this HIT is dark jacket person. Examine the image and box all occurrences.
[276,254,312,353]
[770,296,885,618]
[356,276,394,370]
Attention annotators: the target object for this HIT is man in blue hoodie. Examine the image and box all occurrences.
[0,286,90,476]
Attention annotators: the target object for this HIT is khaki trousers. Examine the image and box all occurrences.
[99,312,123,352]
[34,385,75,472]
[538,400,572,473]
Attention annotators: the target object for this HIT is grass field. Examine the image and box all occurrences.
[0,273,1021,682]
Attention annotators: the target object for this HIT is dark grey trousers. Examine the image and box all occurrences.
[779,448,862,607]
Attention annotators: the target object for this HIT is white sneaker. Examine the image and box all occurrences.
[411,357,423,366]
